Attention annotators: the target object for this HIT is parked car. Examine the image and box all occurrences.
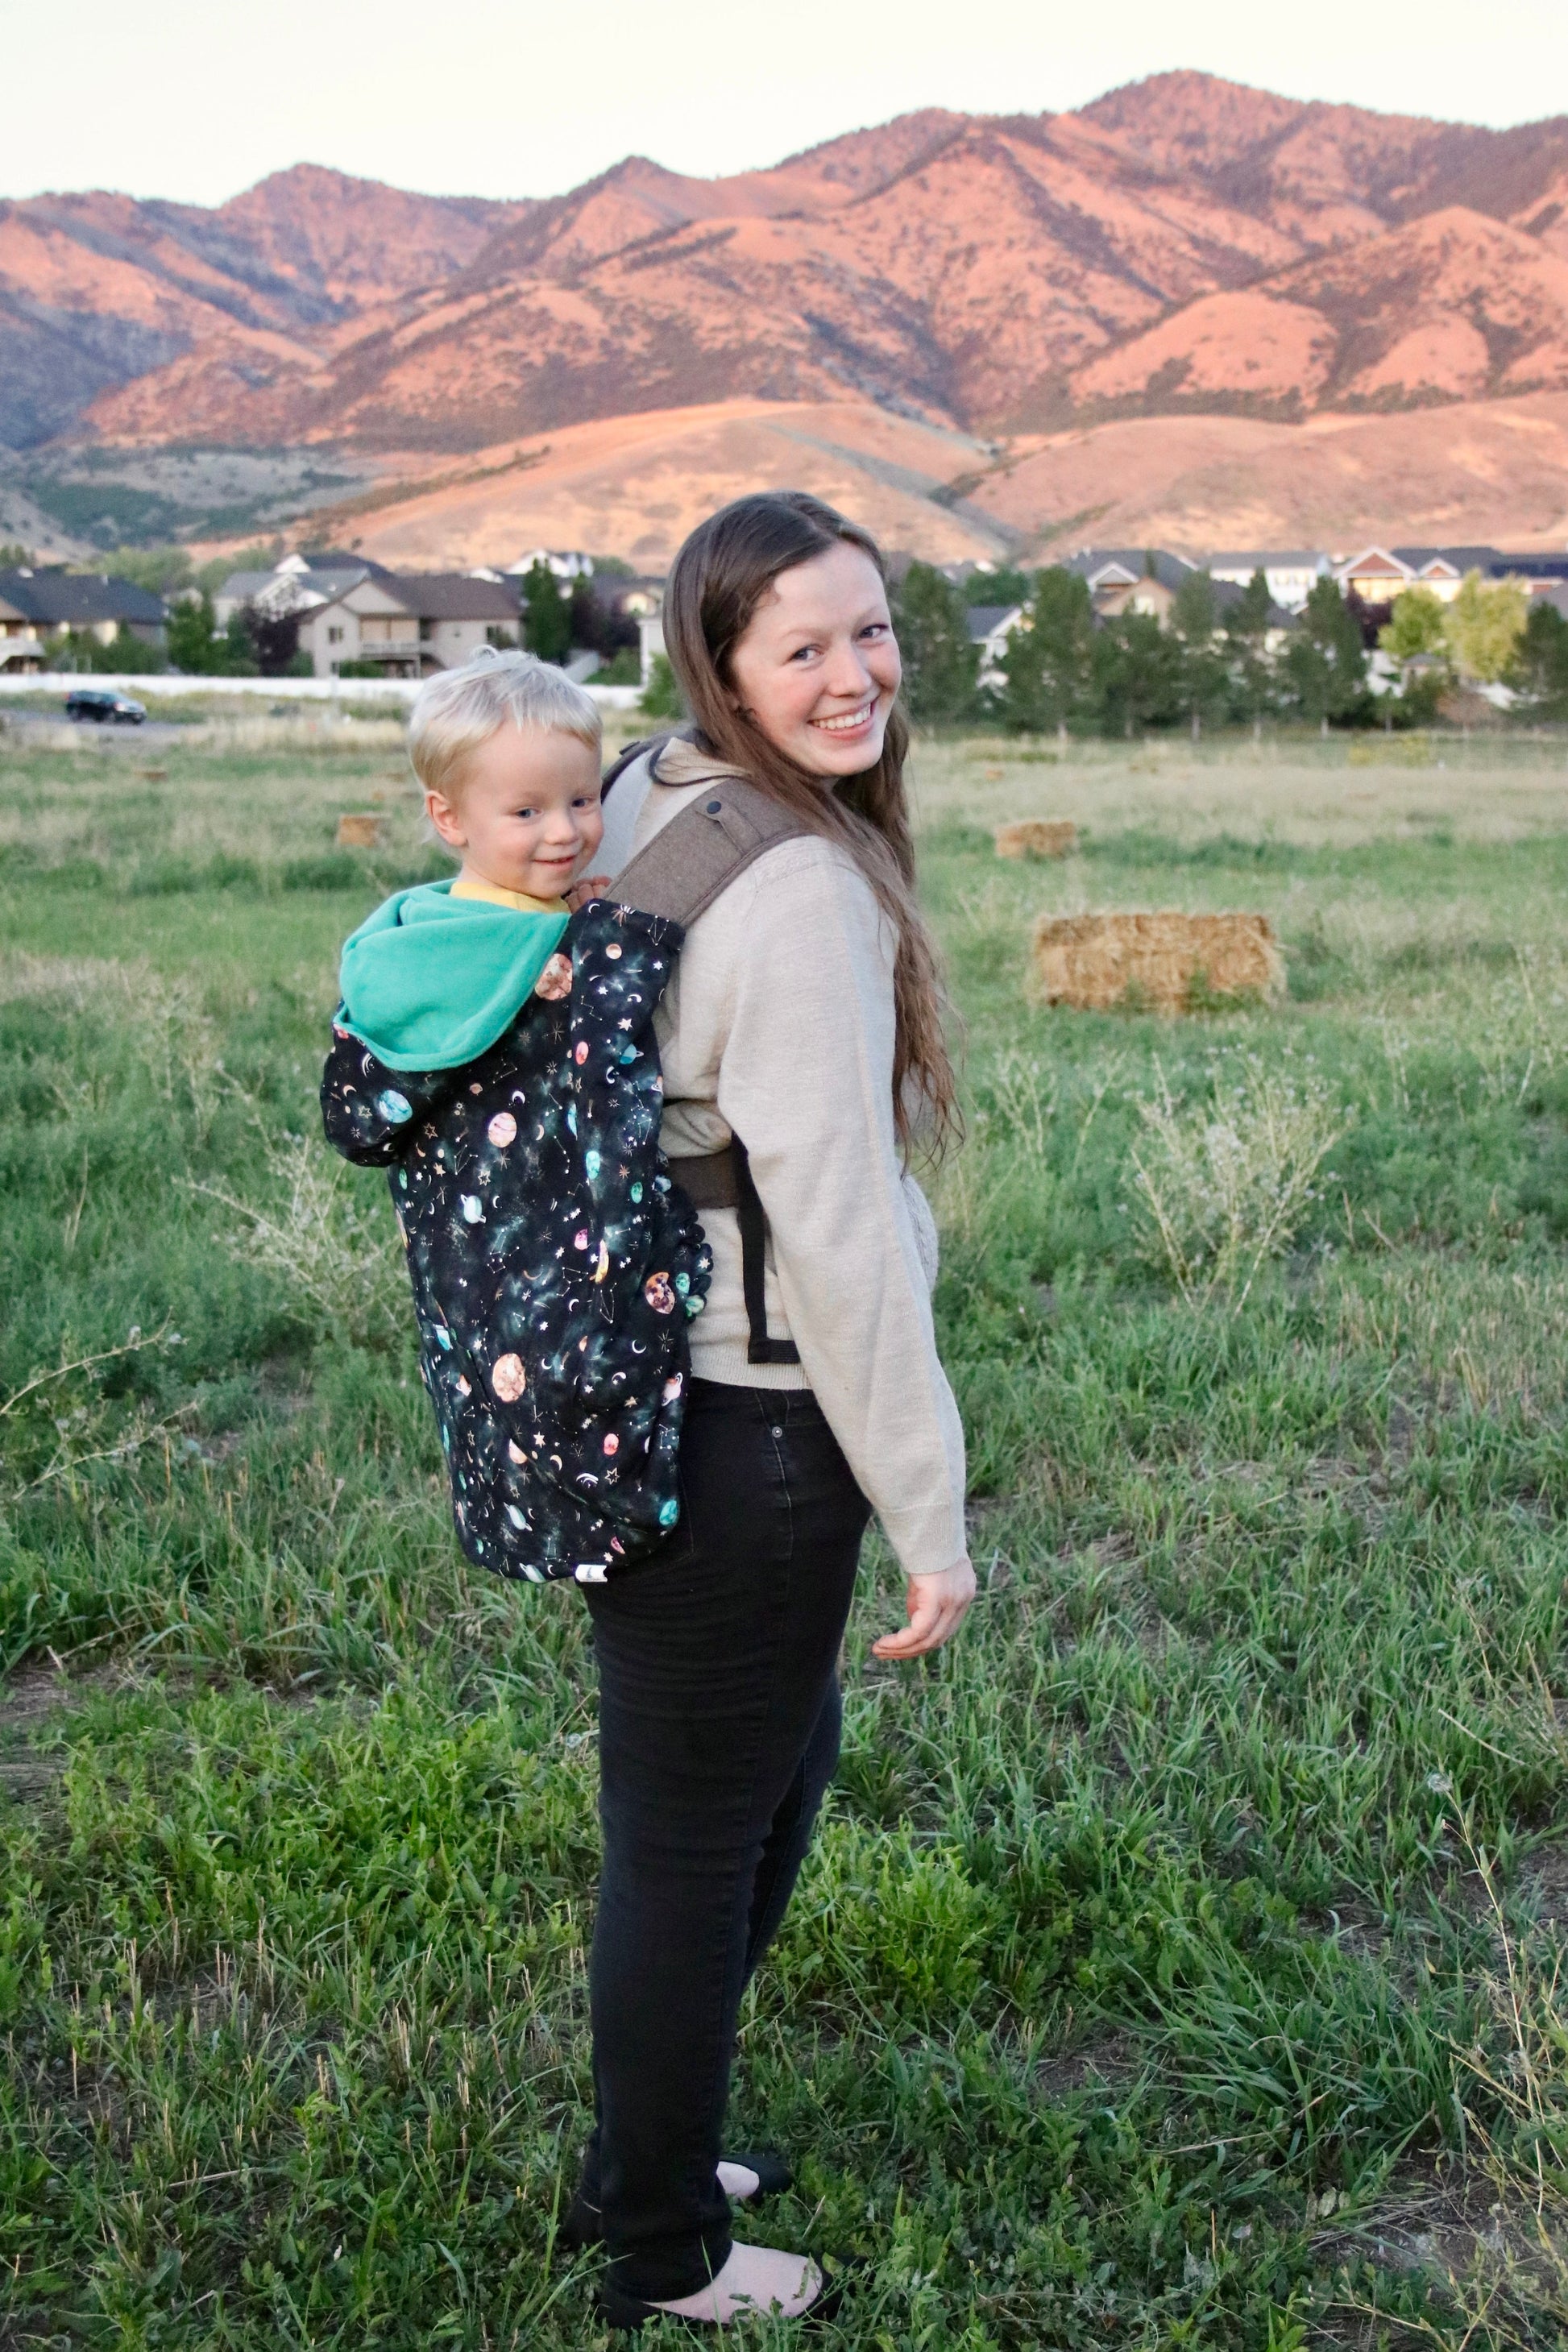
[65,687,147,725]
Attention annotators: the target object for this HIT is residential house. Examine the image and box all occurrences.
[1062,549,1196,620]
[1334,545,1568,609]
[0,566,167,666]
[212,555,521,678]
[967,603,1024,687]
[0,590,46,672]
[506,549,595,581]
[1332,547,1424,604]
[1205,552,1329,612]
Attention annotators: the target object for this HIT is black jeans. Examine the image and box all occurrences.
[578,1378,870,2302]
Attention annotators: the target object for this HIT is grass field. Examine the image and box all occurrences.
[6,720,1568,2348]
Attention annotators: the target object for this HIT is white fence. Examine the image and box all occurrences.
[0,673,645,712]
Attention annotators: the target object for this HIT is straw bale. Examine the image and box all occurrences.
[336,812,386,848]
[995,819,1077,861]
[1031,911,1284,1013]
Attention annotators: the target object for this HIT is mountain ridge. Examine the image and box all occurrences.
[5,73,1568,524]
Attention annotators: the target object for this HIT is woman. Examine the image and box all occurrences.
[577,491,975,2329]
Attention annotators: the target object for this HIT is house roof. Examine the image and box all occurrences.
[289,550,396,577]
[1205,551,1328,570]
[390,574,521,620]
[1392,545,1501,571]
[1210,578,1296,628]
[219,566,371,612]
[0,568,166,628]
[967,604,1022,640]
[1064,549,1195,592]
[1336,545,1408,574]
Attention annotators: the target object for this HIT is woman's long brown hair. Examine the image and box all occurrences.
[662,491,957,1154]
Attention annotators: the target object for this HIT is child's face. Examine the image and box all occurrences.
[425,724,604,899]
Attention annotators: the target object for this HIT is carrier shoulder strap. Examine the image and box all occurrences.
[600,733,671,799]
[612,771,809,931]
[612,760,810,1368]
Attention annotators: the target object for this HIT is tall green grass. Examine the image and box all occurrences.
[5,734,1568,2346]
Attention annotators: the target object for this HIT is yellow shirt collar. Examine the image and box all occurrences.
[450,879,570,915]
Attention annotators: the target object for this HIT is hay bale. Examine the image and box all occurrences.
[336,812,386,849]
[995,819,1078,861]
[1031,911,1284,1013]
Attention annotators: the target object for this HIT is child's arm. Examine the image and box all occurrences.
[565,874,612,913]
[321,1023,454,1166]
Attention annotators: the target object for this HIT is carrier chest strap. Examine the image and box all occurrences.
[615,771,807,1369]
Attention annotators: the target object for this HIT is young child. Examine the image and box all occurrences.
[321,649,709,1584]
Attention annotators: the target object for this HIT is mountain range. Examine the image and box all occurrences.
[6,72,1568,559]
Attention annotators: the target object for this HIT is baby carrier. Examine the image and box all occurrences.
[321,744,805,1585]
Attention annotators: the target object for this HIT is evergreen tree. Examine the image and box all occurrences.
[1170,569,1228,736]
[1512,600,1568,719]
[1284,576,1369,728]
[1091,611,1184,736]
[521,561,572,665]
[998,566,1095,734]
[892,563,977,724]
[1223,569,1278,727]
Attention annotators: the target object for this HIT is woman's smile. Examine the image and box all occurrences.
[810,698,879,738]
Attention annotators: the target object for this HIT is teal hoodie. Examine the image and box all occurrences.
[337,880,569,1071]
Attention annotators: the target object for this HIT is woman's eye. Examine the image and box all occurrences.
[789,644,819,662]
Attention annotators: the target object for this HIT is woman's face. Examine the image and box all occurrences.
[726,541,902,777]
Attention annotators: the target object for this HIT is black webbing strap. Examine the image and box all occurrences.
[666,1139,799,1366]
[731,1139,800,1367]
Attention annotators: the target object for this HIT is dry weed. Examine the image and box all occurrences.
[189,1126,405,1348]
[1132,1061,1349,1310]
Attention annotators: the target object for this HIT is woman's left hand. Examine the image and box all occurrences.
[872,1558,977,1660]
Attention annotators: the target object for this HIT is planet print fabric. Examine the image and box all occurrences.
[321,898,712,1583]
[336,877,570,1071]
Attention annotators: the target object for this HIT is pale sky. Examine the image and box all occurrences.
[4,0,1563,207]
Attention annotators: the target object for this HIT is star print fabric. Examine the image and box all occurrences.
[321,900,712,1583]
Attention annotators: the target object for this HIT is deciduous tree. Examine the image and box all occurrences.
[1379,586,1448,664]
[1442,571,1529,684]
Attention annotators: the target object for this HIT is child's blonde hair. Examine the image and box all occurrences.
[408,647,602,801]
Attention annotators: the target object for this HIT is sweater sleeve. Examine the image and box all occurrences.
[713,848,969,1582]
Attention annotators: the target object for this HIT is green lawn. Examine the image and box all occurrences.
[6,723,1568,2347]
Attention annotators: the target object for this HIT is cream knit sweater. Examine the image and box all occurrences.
[599,739,969,1583]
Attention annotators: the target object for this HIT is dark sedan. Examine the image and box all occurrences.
[65,687,147,724]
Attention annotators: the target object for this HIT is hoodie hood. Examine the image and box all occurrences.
[337,879,568,1070]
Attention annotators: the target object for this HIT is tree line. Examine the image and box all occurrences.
[894,562,1568,734]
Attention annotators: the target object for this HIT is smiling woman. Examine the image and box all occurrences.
[576,491,976,2329]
